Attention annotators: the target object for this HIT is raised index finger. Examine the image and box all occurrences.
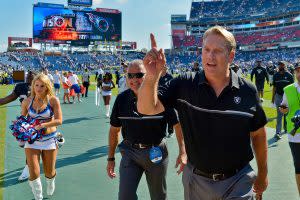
[150,33,157,49]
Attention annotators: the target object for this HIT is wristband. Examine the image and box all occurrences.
[107,157,115,161]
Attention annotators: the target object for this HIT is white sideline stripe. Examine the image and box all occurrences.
[118,116,164,120]
[177,99,254,118]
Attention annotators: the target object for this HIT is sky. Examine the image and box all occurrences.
[0,0,192,52]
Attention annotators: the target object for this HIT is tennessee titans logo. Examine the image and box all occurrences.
[234,96,241,104]
[54,16,64,27]
[86,13,109,33]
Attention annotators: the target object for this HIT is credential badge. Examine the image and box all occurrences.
[234,96,241,104]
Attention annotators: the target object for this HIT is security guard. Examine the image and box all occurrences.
[280,62,300,194]
[106,60,186,200]
[138,26,268,199]
[272,61,294,139]
[251,60,269,102]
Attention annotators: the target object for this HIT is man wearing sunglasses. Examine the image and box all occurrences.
[127,72,145,79]
[107,60,186,200]
[137,26,268,200]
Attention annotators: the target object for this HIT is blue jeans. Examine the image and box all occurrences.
[275,94,284,134]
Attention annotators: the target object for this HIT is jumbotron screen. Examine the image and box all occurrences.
[33,6,122,44]
[68,0,92,7]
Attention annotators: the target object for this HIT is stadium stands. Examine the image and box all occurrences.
[190,0,300,20]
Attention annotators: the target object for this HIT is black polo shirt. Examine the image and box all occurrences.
[158,70,267,173]
[266,65,276,76]
[110,89,179,144]
[273,71,294,95]
[13,83,30,103]
[159,73,173,86]
[251,66,269,83]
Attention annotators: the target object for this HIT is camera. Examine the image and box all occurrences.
[290,115,300,136]
[278,105,287,109]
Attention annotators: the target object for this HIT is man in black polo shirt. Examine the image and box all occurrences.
[0,71,34,105]
[251,60,269,102]
[106,60,186,200]
[272,61,294,139]
[138,26,268,199]
[0,71,35,182]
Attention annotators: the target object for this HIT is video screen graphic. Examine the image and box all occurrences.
[33,6,122,44]
[68,0,92,7]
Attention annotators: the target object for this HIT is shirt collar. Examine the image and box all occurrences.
[198,69,240,89]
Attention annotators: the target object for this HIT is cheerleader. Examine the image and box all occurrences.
[102,72,115,117]
[21,73,62,200]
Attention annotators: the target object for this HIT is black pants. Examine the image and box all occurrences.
[118,141,169,200]
[289,142,300,174]
[255,80,265,92]
[82,82,89,97]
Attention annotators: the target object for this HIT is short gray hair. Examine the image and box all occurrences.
[128,59,145,72]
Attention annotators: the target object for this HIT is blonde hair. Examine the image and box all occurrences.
[203,26,236,53]
[31,73,55,98]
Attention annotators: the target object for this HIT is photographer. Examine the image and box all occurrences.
[280,62,300,195]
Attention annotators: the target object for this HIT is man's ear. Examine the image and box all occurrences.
[228,50,235,64]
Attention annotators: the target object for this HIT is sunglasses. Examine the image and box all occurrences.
[127,73,145,79]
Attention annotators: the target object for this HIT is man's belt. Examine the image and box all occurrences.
[123,140,163,149]
[192,164,247,181]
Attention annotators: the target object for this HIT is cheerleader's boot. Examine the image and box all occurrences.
[18,164,29,181]
[29,177,43,200]
[105,105,110,118]
[46,176,56,196]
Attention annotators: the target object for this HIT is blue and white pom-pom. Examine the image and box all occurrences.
[10,116,45,144]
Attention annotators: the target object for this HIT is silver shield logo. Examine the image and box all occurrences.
[234,96,241,104]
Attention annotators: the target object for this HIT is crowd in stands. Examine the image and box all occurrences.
[0,47,299,82]
[173,26,300,49]
[0,51,145,75]
[235,26,300,45]
[190,0,299,20]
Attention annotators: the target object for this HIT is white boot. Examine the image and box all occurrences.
[29,177,43,200]
[105,105,110,117]
[46,176,56,196]
[18,165,29,181]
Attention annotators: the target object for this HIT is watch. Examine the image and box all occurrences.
[107,157,115,161]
